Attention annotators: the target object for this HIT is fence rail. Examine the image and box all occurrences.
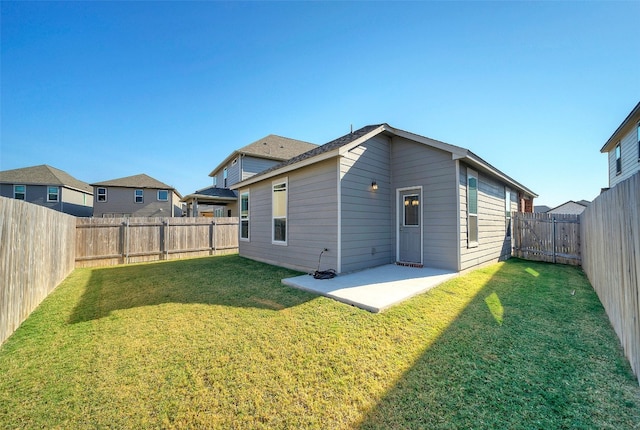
[581,172,640,384]
[75,217,239,267]
[512,212,581,266]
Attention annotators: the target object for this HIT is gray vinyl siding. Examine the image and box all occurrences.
[0,184,92,216]
[239,158,339,273]
[242,156,280,181]
[459,163,512,271]
[608,124,640,188]
[92,187,178,217]
[391,136,459,271]
[340,135,393,273]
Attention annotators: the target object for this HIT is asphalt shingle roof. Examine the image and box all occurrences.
[0,164,93,193]
[239,135,318,160]
[91,174,174,190]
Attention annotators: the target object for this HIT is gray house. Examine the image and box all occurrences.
[91,174,182,217]
[183,135,317,217]
[231,124,537,274]
[600,101,640,188]
[0,164,93,216]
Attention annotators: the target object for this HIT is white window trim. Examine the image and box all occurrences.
[47,186,60,202]
[402,194,420,227]
[223,168,228,187]
[212,176,217,187]
[467,169,479,248]
[240,190,250,241]
[97,187,107,202]
[134,189,144,204]
[272,178,288,245]
[615,142,622,175]
[13,184,26,200]
[157,190,169,201]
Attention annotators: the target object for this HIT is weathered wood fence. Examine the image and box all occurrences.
[0,197,76,346]
[76,217,239,267]
[581,172,640,384]
[512,212,581,266]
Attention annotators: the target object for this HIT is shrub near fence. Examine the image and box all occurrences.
[75,217,239,267]
[581,172,640,384]
[0,197,76,345]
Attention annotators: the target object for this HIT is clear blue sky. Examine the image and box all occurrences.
[1,1,638,207]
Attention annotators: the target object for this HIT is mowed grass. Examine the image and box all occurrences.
[1,256,639,429]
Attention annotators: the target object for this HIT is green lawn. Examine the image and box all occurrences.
[1,256,639,429]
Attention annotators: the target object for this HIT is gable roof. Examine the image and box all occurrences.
[208,135,317,177]
[600,101,640,153]
[91,174,181,198]
[231,123,538,198]
[0,164,93,194]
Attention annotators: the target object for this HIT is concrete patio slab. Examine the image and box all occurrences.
[282,264,458,313]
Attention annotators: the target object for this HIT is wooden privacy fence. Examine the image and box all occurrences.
[0,197,76,346]
[512,212,581,266]
[76,217,239,267]
[581,172,640,384]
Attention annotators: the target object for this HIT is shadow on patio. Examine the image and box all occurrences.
[68,255,313,323]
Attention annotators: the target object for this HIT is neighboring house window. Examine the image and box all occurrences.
[97,188,107,202]
[505,188,512,238]
[157,190,169,201]
[13,185,26,200]
[47,186,59,202]
[637,122,639,160]
[135,189,144,203]
[223,168,228,187]
[240,191,250,240]
[615,143,622,175]
[212,176,217,187]
[232,158,238,166]
[467,169,479,247]
[214,208,224,217]
[272,180,287,244]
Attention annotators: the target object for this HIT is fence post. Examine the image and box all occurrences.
[161,219,168,260]
[124,218,130,264]
[552,217,557,264]
[213,219,217,252]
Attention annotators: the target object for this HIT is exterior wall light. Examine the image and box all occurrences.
[371,180,378,190]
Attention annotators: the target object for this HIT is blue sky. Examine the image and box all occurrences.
[1,1,638,207]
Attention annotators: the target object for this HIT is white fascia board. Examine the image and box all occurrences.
[230,149,341,189]
[337,125,388,156]
[208,151,240,177]
[462,153,538,198]
[386,126,469,159]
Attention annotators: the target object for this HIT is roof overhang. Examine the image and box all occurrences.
[600,101,640,153]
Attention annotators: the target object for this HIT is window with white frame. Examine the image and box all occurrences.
[47,186,59,202]
[223,168,228,187]
[135,189,144,203]
[157,190,169,201]
[240,191,249,240]
[14,185,26,200]
[214,207,224,217]
[505,187,512,238]
[97,187,107,202]
[615,143,622,175]
[467,169,478,247]
[212,176,217,187]
[272,180,287,244]
[637,122,639,160]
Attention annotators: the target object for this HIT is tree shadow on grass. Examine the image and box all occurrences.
[358,259,640,429]
[68,255,314,324]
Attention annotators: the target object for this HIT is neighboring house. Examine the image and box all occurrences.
[534,205,551,213]
[183,135,317,217]
[600,101,640,188]
[91,174,182,217]
[231,123,537,275]
[545,200,590,215]
[0,164,93,216]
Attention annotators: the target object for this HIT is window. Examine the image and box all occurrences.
[272,180,287,244]
[13,185,25,200]
[615,143,622,175]
[135,189,144,203]
[505,188,512,238]
[232,158,238,166]
[97,188,107,202]
[47,186,59,202]
[637,122,639,160]
[214,208,224,217]
[157,190,169,201]
[212,176,217,187]
[403,195,420,226]
[467,169,478,247]
[223,168,228,187]
[240,191,249,240]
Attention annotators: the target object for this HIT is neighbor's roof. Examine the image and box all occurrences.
[91,174,182,198]
[231,124,538,198]
[208,135,317,177]
[181,186,237,202]
[600,101,640,153]
[0,164,93,194]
